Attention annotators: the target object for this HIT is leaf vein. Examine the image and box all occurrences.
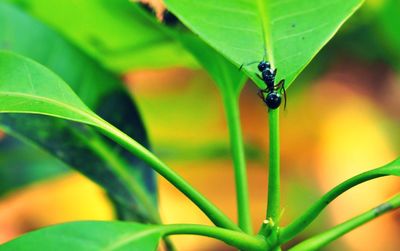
[271,0,342,23]
[22,61,35,93]
[192,16,259,33]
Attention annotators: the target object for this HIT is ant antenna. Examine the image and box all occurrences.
[239,21,269,71]
[239,60,259,70]
[259,18,268,61]
[283,84,287,110]
[238,48,267,70]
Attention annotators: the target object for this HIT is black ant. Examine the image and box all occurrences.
[162,10,180,26]
[257,61,286,110]
[240,61,286,110]
[138,2,180,26]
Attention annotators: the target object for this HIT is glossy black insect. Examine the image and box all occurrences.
[240,61,286,110]
[256,61,286,110]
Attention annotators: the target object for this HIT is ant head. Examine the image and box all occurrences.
[258,61,271,72]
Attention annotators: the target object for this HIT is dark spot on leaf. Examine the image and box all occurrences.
[291,24,296,28]
[302,37,305,40]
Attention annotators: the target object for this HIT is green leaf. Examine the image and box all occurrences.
[7,0,196,72]
[0,3,157,220]
[377,0,400,65]
[165,0,364,88]
[0,110,157,222]
[95,90,158,220]
[280,157,400,243]
[0,2,115,108]
[0,2,158,221]
[0,221,161,251]
[0,53,96,123]
[178,34,247,97]
[0,50,158,222]
[0,136,68,196]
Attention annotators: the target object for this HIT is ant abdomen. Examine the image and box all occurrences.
[265,92,282,109]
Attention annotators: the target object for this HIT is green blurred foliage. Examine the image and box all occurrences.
[6,0,197,72]
[0,2,157,222]
[0,136,68,196]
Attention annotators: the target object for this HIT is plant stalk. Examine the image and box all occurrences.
[266,108,280,222]
[224,94,252,233]
[82,128,161,223]
[162,224,266,251]
[96,119,240,232]
[288,194,400,251]
[279,158,400,243]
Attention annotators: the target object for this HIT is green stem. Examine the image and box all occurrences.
[279,159,399,243]
[288,194,400,251]
[224,94,252,233]
[95,119,240,232]
[162,224,266,251]
[267,109,280,221]
[77,127,161,223]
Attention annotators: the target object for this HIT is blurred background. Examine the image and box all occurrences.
[0,0,399,250]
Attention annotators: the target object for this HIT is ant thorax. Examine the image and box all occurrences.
[257,62,276,89]
[262,69,275,86]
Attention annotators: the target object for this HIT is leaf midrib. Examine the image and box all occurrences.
[256,0,274,65]
[103,227,161,251]
[0,91,97,124]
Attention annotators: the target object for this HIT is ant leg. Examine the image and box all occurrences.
[258,87,269,95]
[273,80,286,109]
[257,88,269,99]
[257,89,264,99]
[278,80,287,110]
[273,79,283,90]
[257,73,263,80]
[260,87,270,94]
[273,68,277,77]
